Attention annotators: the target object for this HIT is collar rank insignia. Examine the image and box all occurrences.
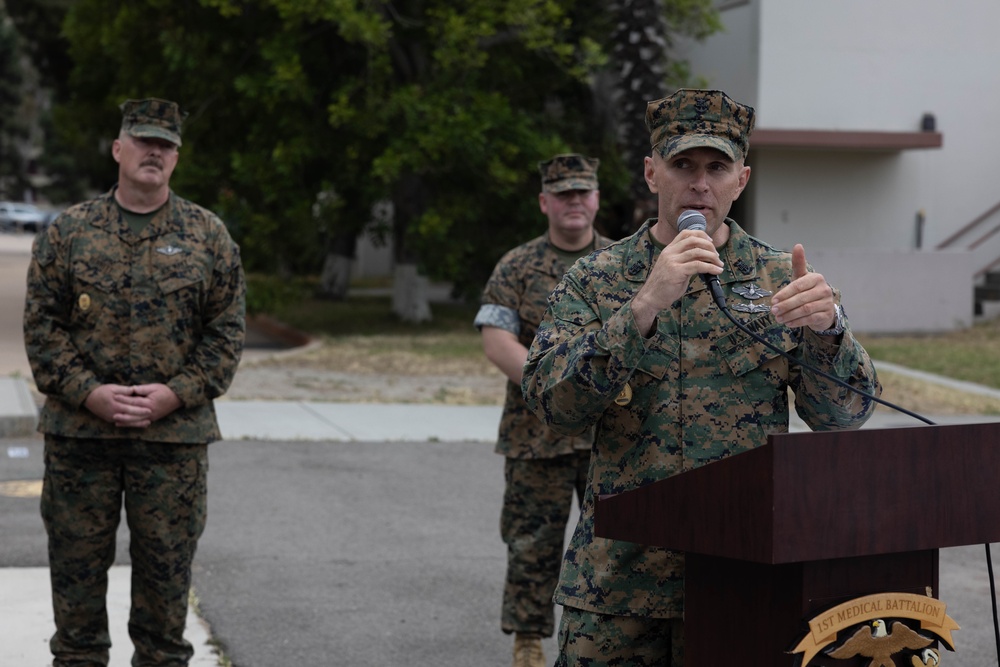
[732,302,771,314]
[732,283,772,300]
[156,245,184,256]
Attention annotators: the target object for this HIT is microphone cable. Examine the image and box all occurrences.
[708,281,1000,665]
[990,545,1000,667]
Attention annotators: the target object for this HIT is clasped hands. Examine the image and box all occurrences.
[84,383,182,428]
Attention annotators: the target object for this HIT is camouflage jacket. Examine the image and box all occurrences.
[522,219,880,617]
[24,188,246,444]
[475,232,612,458]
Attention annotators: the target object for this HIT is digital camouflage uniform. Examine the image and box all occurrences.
[474,154,612,639]
[24,99,245,667]
[522,220,880,664]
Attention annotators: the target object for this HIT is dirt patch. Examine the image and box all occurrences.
[226,365,506,405]
[228,334,508,405]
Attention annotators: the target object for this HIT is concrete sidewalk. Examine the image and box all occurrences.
[0,566,218,667]
[214,399,502,442]
[0,375,37,437]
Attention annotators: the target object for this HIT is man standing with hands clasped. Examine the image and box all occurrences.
[24,98,245,667]
[475,154,612,667]
[521,90,881,666]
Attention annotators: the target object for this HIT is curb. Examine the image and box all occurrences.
[0,377,38,438]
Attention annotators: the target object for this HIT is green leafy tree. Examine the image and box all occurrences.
[10,0,718,318]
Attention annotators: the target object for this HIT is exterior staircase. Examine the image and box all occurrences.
[935,201,1000,315]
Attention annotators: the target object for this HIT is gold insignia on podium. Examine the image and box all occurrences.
[790,592,958,666]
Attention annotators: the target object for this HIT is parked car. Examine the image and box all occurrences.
[40,208,62,230]
[0,201,50,233]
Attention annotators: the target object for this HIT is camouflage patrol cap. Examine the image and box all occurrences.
[538,154,600,193]
[119,98,187,147]
[646,89,755,162]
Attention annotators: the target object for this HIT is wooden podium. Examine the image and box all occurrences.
[594,422,1000,665]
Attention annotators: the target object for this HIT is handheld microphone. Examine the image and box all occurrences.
[677,210,727,309]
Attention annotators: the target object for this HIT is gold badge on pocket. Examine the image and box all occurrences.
[78,293,91,311]
[614,383,632,406]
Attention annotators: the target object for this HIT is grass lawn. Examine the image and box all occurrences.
[857,319,1000,390]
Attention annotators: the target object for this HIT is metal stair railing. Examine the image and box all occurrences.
[935,200,1000,280]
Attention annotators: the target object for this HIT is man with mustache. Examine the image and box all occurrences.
[24,98,246,667]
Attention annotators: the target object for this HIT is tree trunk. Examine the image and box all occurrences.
[391,263,432,323]
[318,253,353,300]
[610,0,669,230]
[390,172,432,322]
[318,232,357,300]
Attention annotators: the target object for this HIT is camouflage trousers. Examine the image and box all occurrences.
[40,435,208,667]
[500,450,589,637]
[554,606,683,667]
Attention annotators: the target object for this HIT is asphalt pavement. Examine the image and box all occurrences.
[2,231,1000,666]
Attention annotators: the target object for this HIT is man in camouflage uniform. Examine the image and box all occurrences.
[474,154,612,667]
[23,98,245,667]
[521,90,881,666]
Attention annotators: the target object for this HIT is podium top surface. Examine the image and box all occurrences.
[595,422,1000,564]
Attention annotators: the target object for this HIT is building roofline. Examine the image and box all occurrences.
[751,128,943,151]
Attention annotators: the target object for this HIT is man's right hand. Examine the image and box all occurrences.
[84,384,155,428]
[631,228,723,336]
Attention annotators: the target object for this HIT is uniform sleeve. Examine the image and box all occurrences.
[166,222,246,406]
[789,291,881,430]
[521,271,648,436]
[790,329,881,430]
[474,251,524,334]
[23,225,101,407]
[749,251,881,432]
[474,304,520,334]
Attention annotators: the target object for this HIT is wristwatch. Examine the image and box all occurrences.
[813,304,846,337]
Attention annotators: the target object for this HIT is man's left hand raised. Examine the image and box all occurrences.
[769,244,839,335]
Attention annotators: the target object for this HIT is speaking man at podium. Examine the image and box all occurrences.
[521,88,882,666]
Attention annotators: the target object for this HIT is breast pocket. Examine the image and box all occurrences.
[156,262,206,318]
[600,344,680,444]
[71,259,126,325]
[627,344,681,416]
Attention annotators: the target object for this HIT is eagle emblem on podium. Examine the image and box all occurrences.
[825,619,937,666]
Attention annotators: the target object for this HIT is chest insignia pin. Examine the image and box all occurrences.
[78,293,91,311]
[614,383,633,406]
[732,283,773,300]
[732,302,771,314]
[156,245,184,256]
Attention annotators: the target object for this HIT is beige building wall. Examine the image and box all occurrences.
[676,0,1000,331]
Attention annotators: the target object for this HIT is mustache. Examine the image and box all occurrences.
[140,158,163,169]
